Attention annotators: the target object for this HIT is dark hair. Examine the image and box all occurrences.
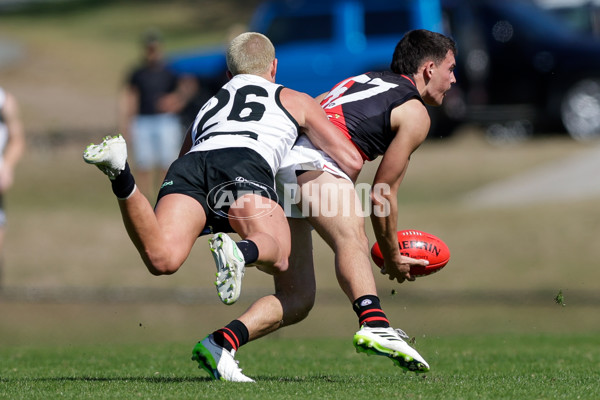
[390,29,456,75]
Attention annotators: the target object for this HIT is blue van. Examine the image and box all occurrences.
[169,0,443,100]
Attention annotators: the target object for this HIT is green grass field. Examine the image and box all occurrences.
[1,2,600,399]
[2,334,599,399]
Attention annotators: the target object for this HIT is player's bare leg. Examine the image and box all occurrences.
[228,193,291,275]
[208,193,291,305]
[119,191,207,275]
[238,218,316,340]
[84,134,206,276]
[297,171,376,301]
[192,218,315,381]
[297,170,430,373]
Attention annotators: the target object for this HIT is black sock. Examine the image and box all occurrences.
[211,320,249,352]
[111,162,136,199]
[236,239,259,264]
[353,295,390,328]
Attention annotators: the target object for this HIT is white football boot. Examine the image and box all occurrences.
[83,134,127,180]
[353,325,430,373]
[191,335,255,382]
[209,233,245,305]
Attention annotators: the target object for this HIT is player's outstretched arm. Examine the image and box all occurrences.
[370,100,429,283]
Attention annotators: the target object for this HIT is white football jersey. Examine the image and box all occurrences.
[188,74,300,175]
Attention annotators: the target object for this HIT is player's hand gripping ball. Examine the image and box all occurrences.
[370,230,450,277]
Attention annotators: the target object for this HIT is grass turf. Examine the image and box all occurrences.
[1,334,598,399]
[1,3,600,400]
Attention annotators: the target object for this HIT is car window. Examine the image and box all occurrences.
[266,14,333,45]
[364,10,411,36]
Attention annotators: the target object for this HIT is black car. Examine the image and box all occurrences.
[432,0,600,142]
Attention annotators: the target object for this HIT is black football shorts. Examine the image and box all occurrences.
[157,147,279,234]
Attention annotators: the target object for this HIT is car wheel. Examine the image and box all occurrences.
[561,79,600,141]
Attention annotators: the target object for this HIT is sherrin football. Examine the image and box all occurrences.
[370,230,450,277]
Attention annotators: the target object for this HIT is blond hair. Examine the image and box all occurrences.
[226,32,275,76]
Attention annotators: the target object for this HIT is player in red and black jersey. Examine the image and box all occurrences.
[320,71,424,161]
[202,29,457,380]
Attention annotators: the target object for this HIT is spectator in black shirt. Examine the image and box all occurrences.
[118,29,196,198]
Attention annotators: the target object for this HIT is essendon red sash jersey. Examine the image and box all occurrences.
[320,71,423,161]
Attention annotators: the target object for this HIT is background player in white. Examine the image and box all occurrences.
[83,32,362,381]
[199,29,457,381]
[0,87,25,285]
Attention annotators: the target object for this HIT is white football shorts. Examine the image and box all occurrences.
[276,135,352,218]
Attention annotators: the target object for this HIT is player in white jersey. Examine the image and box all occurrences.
[187,73,298,176]
[195,30,457,381]
[83,32,362,381]
[0,87,25,281]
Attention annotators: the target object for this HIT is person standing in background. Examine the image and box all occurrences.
[118,29,196,199]
[0,87,25,285]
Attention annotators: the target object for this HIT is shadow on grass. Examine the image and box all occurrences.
[0,376,211,383]
[0,374,357,384]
